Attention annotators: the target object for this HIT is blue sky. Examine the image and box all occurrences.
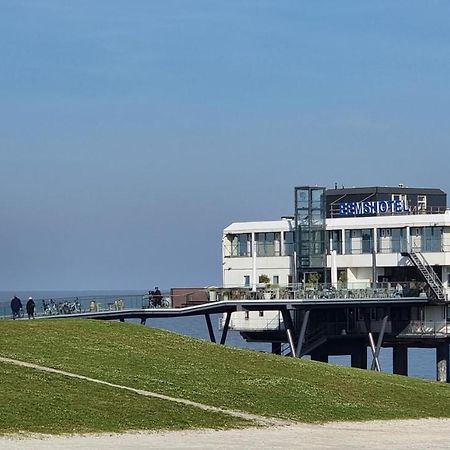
[1,1,449,290]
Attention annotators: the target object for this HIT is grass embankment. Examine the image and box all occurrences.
[1,319,450,434]
[0,362,246,434]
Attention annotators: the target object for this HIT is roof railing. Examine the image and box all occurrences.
[329,205,450,218]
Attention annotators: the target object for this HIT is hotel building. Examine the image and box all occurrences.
[222,185,450,297]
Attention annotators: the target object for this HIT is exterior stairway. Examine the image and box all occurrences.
[280,326,327,357]
[401,251,447,303]
[298,325,328,358]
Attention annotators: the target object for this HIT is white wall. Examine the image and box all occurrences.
[223,255,293,287]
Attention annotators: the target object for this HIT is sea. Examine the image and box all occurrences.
[0,290,438,382]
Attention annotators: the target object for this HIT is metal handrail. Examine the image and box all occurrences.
[0,293,170,319]
[398,321,450,337]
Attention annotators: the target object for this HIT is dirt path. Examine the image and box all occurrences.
[2,419,450,449]
[0,356,285,427]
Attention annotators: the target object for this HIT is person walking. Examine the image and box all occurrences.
[10,296,22,319]
[26,296,35,319]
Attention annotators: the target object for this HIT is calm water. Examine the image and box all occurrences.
[0,290,438,381]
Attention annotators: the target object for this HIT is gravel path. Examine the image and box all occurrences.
[2,419,450,449]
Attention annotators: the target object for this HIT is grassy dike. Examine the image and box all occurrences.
[1,319,450,434]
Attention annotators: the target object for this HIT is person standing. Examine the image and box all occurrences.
[10,296,22,319]
[153,287,162,307]
[26,296,35,319]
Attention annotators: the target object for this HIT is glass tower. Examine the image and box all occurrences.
[294,186,326,282]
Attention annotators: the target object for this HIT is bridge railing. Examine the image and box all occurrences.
[0,293,172,319]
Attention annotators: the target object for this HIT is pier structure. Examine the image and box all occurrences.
[217,288,450,382]
[219,184,450,381]
[26,285,449,383]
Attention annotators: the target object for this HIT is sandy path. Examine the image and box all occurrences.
[2,419,450,449]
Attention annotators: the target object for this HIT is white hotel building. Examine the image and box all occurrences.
[222,186,450,297]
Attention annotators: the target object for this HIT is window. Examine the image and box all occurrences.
[424,227,442,252]
[272,275,279,285]
[256,232,281,256]
[380,229,391,238]
[329,230,342,253]
[243,276,250,287]
[361,229,373,253]
[417,195,427,212]
[284,231,295,256]
[259,311,264,317]
[392,193,407,205]
[228,233,251,257]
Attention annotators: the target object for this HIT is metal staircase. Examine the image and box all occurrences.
[280,325,327,357]
[298,325,327,358]
[401,251,446,303]
[281,342,292,357]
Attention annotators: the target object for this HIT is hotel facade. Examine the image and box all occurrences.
[222,186,450,298]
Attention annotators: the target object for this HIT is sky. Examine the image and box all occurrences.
[1,1,450,290]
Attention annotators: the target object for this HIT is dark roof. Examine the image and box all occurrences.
[325,186,446,196]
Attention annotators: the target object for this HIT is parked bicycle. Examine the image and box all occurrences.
[42,299,58,315]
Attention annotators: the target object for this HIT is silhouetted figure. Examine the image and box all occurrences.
[11,296,22,320]
[26,297,35,319]
[153,287,162,307]
[147,290,154,308]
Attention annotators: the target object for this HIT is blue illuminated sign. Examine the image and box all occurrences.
[339,200,408,216]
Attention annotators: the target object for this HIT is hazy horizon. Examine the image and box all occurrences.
[1,1,449,290]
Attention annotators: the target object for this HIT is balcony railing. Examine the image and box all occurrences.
[213,282,429,301]
[398,321,450,337]
[223,243,295,258]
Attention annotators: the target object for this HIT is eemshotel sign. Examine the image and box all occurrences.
[339,200,408,216]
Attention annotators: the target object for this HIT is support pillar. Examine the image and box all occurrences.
[205,314,216,343]
[281,309,296,357]
[351,344,367,369]
[295,310,310,357]
[272,343,281,355]
[220,311,232,345]
[436,343,449,383]
[370,314,388,371]
[393,345,408,376]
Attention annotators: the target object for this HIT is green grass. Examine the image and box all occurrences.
[0,362,248,435]
[1,319,450,434]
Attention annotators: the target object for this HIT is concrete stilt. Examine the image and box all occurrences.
[205,314,216,343]
[436,343,449,383]
[220,311,232,345]
[272,343,281,355]
[351,345,367,369]
[393,345,408,376]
